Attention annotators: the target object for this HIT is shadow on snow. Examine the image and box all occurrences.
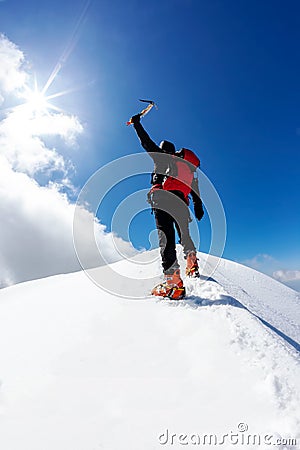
[167,293,300,353]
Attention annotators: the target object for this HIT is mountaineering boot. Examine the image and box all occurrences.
[185,251,200,278]
[151,269,186,300]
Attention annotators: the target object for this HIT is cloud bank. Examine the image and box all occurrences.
[242,252,300,292]
[273,270,300,283]
[0,34,135,288]
[0,34,27,100]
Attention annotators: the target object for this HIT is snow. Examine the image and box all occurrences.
[0,249,299,450]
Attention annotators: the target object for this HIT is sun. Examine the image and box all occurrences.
[16,75,67,117]
[4,65,78,119]
[23,88,49,113]
[20,76,60,116]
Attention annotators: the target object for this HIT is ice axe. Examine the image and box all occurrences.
[126,99,158,126]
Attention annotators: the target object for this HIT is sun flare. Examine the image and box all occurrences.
[2,57,80,121]
[24,89,49,113]
[14,79,70,118]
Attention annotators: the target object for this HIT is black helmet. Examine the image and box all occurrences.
[159,140,175,155]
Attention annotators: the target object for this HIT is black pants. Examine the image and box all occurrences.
[151,190,196,273]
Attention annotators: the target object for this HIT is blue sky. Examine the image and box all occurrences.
[0,0,300,288]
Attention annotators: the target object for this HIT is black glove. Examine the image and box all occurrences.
[130,114,141,125]
[193,197,204,221]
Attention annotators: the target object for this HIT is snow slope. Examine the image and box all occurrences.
[0,250,299,450]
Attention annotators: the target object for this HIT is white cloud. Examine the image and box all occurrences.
[0,35,136,288]
[273,270,300,283]
[241,254,300,292]
[0,109,82,175]
[0,157,136,287]
[241,253,277,272]
[0,34,28,96]
[29,113,84,145]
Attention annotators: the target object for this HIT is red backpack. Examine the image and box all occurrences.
[163,149,200,200]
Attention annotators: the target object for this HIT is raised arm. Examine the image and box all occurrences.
[131,115,161,154]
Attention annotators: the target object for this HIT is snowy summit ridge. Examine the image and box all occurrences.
[0,249,299,450]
